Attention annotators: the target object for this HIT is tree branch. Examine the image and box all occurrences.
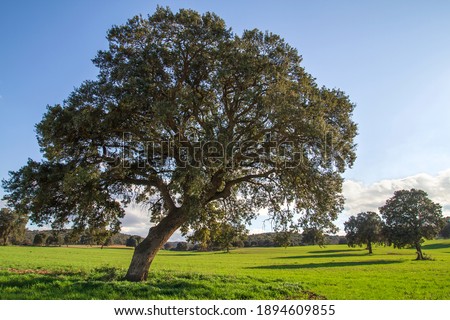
[121,176,176,211]
[207,169,276,202]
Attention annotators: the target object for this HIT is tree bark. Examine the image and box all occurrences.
[367,241,373,254]
[125,207,187,282]
[415,242,424,260]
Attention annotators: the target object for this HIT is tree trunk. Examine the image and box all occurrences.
[367,241,373,254]
[125,208,186,282]
[415,243,424,260]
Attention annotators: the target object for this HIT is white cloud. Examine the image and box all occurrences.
[342,168,450,218]
[120,204,151,236]
[119,204,185,241]
[249,228,271,235]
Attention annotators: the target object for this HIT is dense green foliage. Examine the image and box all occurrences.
[344,211,383,253]
[126,236,143,248]
[16,229,139,247]
[0,240,449,299]
[32,233,46,246]
[1,7,357,280]
[439,217,450,238]
[0,208,27,245]
[380,189,444,260]
[185,203,248,252]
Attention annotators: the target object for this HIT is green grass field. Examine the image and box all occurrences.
[0,240,449,299]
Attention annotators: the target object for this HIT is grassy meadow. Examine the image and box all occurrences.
[0,240,449,299]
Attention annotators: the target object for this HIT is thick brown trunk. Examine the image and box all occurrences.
[367,241,373,254]
[125,208,186,282]
[415,243,424,260]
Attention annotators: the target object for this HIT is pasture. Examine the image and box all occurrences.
[0,240,449,299]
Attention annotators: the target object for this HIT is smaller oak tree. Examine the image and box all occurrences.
[439,217,450,239]
[379,189,444,260]
[344,211,383,254]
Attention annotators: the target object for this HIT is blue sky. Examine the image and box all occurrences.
[1,1,449,235]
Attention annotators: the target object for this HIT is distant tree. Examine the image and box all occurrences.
[301,227,326,246]
[102,237,113,247]
[212,223,243,252]
[64,232,80,247]
[344,212,383,254]
[184,201,249,252]
[126,236,139,248]
[33,233,47,246]
[163,242,175,250]
[46,235,55,246]
[380,189,444,260]
[232,239,245,248]
[187,227,211,251]
[439,217,450,239]
[63,234,71,247]
[47,231,63,246]
[274,231,292,248]
[90,226,113,248]
[0,208,27,245]
[175,242,188,251]
[80,233,93,246]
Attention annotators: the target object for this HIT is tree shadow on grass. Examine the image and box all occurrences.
[0,272,210,299]
[421,243,450,250]
[273,252,369,260]
[248,260,403,270]
[0,274,61,288]
[308,249,365,254]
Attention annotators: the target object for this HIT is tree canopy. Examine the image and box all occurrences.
[379,189,444,260]
[1,7,357,281]
[0,208,27,245]
[344,211,383,254]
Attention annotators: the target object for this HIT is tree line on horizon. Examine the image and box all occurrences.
[0,220,346,249]
[1,188,448,260]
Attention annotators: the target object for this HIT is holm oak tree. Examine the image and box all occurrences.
[2,7,357,281]
[344,211,383,254]
[380,189,444,260]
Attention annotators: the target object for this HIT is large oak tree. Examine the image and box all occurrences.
[2,7,357,281]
